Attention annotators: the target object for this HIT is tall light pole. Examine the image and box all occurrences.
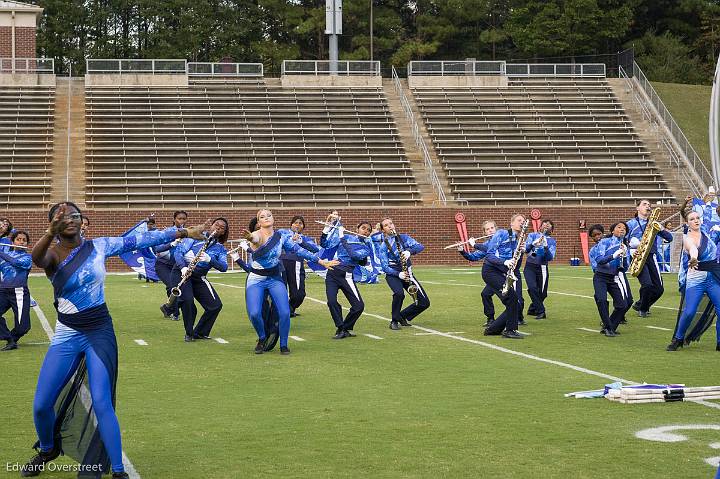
[326,0,342,73]
[369,0,373,62]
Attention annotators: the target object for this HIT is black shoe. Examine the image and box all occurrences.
[535,312,546,320]
[632,301,641,312]
[280,346,291,355]
[517,319,527,326]
[716,344,720,351]
[502,330,524,339]
[483,318,493,327]
[666,338,683,351]
[170,314,180,321]
[484,328,500,336]
[333,330,348,339]
[389,321,400,330]
[196,335,211,340]
[184,335,195,342]
[21,446,62,477]
[599,328,607,335]
[638,310,649,318]
[1,340,17,351]
[398,317,411,327]
[345,330,356,337]
[254,340,265,354]
[290,312,298,318]
[602,329,617,337]
[112,473,130,479]
[619,319,627,324]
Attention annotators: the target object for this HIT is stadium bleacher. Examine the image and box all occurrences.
[412,76,675,206]
[84,81,421,208]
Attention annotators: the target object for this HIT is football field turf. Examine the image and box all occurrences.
[2,265,719,478]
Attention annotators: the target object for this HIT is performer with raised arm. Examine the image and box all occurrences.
[590,223,631,337]
[667,210,720,351]
[243,209,338,355]
[320,218,372,339]
[524,220,556,320]
[22,202,207,478]
[377,217,430,330]
[0,230,32,351]
[457,220,497,326]
[155,211,188,321]
[172,218,229,342]
[627,199,673,317]
[482,214,527,339]
[279,215,319,318]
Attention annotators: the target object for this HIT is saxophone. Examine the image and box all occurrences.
[394,231,419,303]
[628,207,661,277]
[501,219,530,297]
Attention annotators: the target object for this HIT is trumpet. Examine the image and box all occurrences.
[314,220,370,239]
[443,234,492,250]
[160,231,216,318]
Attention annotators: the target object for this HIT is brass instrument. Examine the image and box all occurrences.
[160,231,216,318]
[628,208,661,277]
[501,219,530,297]
[393,230,418,303]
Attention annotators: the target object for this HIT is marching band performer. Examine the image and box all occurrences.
[0,217,13,245]
[80,215,90,238]
[279,215,319,318]
[482,214,526,339]
[243,209,338,355]
[627,199,673,317]
[154,211,188,321]
[667,210,720,351]
[590,223,631,336]
[377,217,430,330]
[172,218,229,342]
[320,219,372,339]
[0,230,32,351]
[23,202,206,478]
[457,220,497,326]
[524,220,556,320]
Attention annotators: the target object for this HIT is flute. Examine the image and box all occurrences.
[314,220,370,239]
[443,234,492,250]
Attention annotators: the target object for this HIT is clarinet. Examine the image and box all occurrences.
[160,231,216,318]
[501,219,530,297]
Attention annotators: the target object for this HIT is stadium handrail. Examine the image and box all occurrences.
[86,59,187,74]
[0,57,54,74]
[281,60,380,76]
[407,61,605,77]
[391,65,447,205]
[187,62,263,77]
[408,61,506,76]
[620,63,712,195]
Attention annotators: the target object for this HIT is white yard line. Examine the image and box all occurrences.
[646,326,673,332]
[214,337,229,344]
[577,327,601,333]
[134,339,148,346]
[363,334,383,340]
[32,305,142,478]
[289,336,305,342]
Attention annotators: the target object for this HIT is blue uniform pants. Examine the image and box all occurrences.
[675,272,720,343]
[246,276,291,348]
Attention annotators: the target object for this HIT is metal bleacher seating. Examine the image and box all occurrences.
[0,86,54,208]
[85,81,420,208]
[412,77,674,206]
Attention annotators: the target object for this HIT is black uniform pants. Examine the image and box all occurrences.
[325,269,364,331]
[172,269,223,337]
[281,259,307,313]
[155,260,179,317]
[0,286,31,342]
[482,264,520,334]
[637,258,663,312]
[385,268,430,323]
[525,262,549,316]
[481,284,495,320]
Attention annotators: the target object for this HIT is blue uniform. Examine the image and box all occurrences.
[376,233,430,326]
[320,233,370,333]
[524,232,556,317]
[459,243,496,324]
[278,229,319,316]
[627,216,673,313]
[33,228,178,475]
[673,231,720,345]
[246,230,320,349]
[172,238,227,338]
[591,237,632,333]
[482,229,525,334]
[0,248,32,344]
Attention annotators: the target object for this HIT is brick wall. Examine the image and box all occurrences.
[0,26,37,58]
[4,206,644,271]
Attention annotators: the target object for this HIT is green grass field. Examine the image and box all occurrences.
[652,81,712,170]
[2,266,720,478]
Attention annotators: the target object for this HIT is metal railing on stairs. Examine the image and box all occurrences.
[391,66,447,205]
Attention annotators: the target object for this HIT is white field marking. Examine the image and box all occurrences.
[705,457,720,468]
[214,337,229,344]
[134,339,148,346]
[517,331,532,336]
[289,336,305,342]
[421,280,679,312]
[25,341,50,345]
[711,442,720,449]
[415,331,466,336]
[363,334,383,340]
[646,325,673,331]
[577,327,601,333]
[32,305,141,478]
[211,283,720,412]
[213,282,245,290]
[636,425,720,443]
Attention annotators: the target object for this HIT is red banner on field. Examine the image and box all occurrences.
[530,208,542,232]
